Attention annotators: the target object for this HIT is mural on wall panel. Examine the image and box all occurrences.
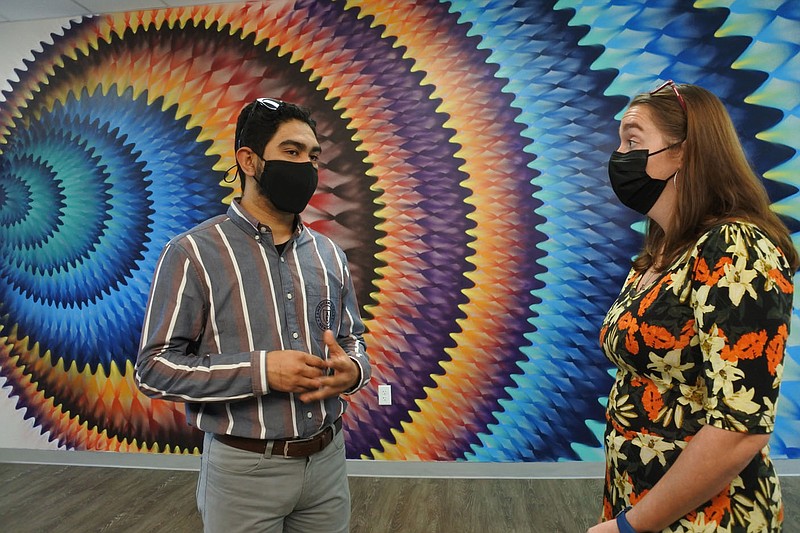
[0,0,798,461]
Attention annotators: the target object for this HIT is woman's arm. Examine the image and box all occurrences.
[587,425,768,532]
[624,424,768,531]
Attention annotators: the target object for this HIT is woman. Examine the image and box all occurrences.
[588,82,798,532]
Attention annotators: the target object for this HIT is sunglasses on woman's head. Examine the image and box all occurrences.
[649,80,686,113]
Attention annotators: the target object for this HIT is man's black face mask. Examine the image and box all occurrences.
[254,158,318,214]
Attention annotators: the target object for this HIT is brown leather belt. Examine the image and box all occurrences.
[215,417,342,458]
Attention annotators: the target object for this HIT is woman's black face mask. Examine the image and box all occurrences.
[607,143,680,215]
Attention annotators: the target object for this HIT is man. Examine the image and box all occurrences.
[136,97,371,533]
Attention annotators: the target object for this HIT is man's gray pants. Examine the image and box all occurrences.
[197,430,350,533]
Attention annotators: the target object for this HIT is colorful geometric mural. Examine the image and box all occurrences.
[0,0,798,461]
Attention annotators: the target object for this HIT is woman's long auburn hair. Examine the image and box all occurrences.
[631,83,799,272]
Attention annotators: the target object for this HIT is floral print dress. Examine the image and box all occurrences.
[599,221,794,532]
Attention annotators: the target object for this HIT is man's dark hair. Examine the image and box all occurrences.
[234,100,318,188]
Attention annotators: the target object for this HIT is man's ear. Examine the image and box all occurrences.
[235,147,259,177]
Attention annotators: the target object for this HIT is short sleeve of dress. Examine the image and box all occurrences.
[689,222,794,434]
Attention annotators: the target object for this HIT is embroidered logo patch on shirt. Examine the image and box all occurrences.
[315,299,335,330]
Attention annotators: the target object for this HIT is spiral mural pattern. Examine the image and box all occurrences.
[1,0,798,460]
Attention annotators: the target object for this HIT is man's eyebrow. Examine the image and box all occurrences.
[279,139,322,153]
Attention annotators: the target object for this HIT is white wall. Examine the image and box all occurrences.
[0,16,75,450]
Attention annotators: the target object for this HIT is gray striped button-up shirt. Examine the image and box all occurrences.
[136,200,371,440]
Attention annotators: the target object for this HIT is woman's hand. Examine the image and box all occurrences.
[586,519,619,533]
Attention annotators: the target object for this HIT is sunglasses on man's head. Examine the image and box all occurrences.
[253,97,282,112]
[236,97,284,149]
[649,80,686,113]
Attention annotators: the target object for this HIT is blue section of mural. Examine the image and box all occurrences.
[451,0,799,461]
[1,88,223,372]
[450,0,632,461]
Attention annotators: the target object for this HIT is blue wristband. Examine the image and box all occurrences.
[616,506,638,533]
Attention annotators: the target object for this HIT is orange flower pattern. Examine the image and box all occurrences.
[599,222,794,532]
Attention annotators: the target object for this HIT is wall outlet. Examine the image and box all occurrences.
[377,384,392,405]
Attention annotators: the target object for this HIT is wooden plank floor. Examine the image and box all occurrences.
[0,463,797,532]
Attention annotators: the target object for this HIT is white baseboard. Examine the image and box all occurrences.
[2,448,799,478]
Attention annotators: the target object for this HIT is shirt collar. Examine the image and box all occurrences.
[228,199,305,240]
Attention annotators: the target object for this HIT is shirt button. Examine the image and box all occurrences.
[280,257,285,263]
[287,293,293,300]
[292,332,299,339]
[254,235,261,241]
[306,412,312,419]
[260,226,268,233]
